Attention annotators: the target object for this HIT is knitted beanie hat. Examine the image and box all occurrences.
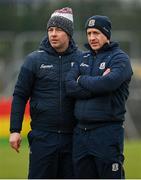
[85,15,112,39]
[47,7,73,37]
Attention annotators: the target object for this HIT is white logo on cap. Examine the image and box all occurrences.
[88,19,95,27]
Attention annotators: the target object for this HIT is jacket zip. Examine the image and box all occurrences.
[83,54,95,120]
[59,55,62,126]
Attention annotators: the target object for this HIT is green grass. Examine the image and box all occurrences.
[0,138,141,178]
[124,140,141,179]
[0,138,29,179]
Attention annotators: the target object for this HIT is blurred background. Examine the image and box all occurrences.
[0,0,141,178]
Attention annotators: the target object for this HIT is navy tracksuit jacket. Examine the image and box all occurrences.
[10,36,82,133]
[66,42,133,127]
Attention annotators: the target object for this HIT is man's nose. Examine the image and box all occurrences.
[90,34,96,39]
[51,29,57,36]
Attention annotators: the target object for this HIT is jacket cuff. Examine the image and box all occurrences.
[10,129,21,133]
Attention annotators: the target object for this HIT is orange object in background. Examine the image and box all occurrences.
[0,97,31,137]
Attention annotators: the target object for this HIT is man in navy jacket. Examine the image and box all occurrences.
[66,15,133,179]
[9,7,82,179]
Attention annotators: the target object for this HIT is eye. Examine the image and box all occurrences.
[56,27,63,31]
[96,31,100,35]
[87,32,91,36]
[48,28,53,32]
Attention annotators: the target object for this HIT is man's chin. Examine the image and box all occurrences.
[91,46,99,51]
[51,44,59,49]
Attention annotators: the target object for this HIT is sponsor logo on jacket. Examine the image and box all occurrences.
[80,62,89,67]
[83,53,90,58]
[40,64,53,69]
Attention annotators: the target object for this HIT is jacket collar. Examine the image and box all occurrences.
[39,36,78,56]
[84,41,119,55]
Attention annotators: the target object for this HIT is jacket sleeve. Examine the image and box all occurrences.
[65,62,92,99]
[78,54,133,94]
[10,55,36,133]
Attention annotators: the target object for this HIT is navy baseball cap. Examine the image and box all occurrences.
[85,15,112,39]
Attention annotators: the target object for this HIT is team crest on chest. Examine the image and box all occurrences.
[99,62,106,70]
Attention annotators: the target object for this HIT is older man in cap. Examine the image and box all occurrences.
[66,15,133,179]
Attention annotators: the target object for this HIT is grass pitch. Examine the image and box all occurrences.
[0,138,141,178]
[0,138,28,178]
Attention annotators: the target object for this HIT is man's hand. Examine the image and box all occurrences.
[103,68,111,76]
[9,132,22,153]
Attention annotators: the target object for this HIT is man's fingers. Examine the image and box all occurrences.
[103,68,111,76]
[9,133,22,153]
[10,142,20,153]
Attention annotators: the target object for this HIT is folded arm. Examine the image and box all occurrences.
[65,62,92,99]
[77,57,133,95]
